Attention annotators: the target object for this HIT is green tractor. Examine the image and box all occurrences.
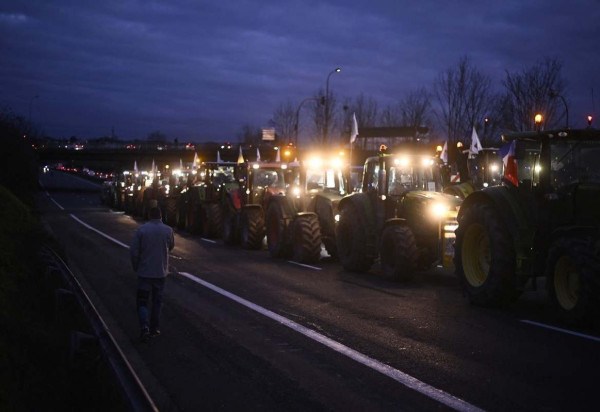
[177,161,237,237]
[454,127,600,323]
[336,146,461,280]
[221,160,289,250]
[265,152,353,263]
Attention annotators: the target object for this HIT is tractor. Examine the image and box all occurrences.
[336,146,461,280]
[454,127,600,323]
[221,160,289,250]
[177,161,237,237]
[265,152,353,263]
[439,144,503,199]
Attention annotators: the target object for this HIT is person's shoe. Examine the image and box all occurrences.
[150,329,161,337]
[140,327,150,343]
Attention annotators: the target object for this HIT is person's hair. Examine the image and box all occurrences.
[149,207,161,220]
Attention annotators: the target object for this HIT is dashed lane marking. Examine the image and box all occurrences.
[520,319,600,343]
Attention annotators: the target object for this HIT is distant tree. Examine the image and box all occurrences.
[499,57,566,131]
[147,130,167,142]
[272,100,296,144]
[433,56,496,145]
[238,124,262,145]
[0,107,38,203]
[347,93,379,129]
[309,88,340,146]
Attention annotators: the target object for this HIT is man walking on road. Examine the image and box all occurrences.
[130,207,175,342]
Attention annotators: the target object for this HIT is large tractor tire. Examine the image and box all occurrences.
[315,200,338,259]
[546,238,600,325]
[336,204,373,272]
[266,201,291,258]
[186,203,201,234]
[175,196,187,230]
[200,203,222,239]
[454,202,518,306]
[164,198,178,227]
[222,204,240,245]
[380,225,418,281]
[291,214,322,264]
[240,207,265,250]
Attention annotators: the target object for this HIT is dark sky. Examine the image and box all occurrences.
[1,0,599,143]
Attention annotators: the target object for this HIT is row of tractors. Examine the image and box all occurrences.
[102,126,600,325]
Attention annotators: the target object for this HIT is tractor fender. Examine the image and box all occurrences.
[382,217,408,230]
[444,182,476,199]
[458,186,530,248]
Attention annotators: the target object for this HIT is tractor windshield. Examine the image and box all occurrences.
[253,169,285,190]
[387,157,441,195]
[305,168,347,194]
[550,140,600,188]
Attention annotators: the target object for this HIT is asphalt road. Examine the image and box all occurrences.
[36,171,600,411]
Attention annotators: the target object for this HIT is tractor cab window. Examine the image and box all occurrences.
[512,140,541,187]
[550,141,600,188]
[363,158,379,192]
[387,157,440,195]
[254,169,284,189]
[212,166,235,186]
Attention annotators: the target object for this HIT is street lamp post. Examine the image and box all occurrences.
[323,67,341,144]
[294,97,319,146]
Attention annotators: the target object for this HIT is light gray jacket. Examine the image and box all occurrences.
[130,219,175,278]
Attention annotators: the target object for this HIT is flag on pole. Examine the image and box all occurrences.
[237,146,245,164]
[192,152,199,169]
[350,112,359,144]
[133,160,138,174]
[499,140,518,187]
[179,158,183,169]
[440,141,448,164]
[151,159,156,176]
[470,126,483,155]
[275,148,281,162]
[256,147,261,162]
[217,150,223,163]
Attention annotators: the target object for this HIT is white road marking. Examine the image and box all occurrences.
[48,194,65,210]
[52,195,482,410]
[200,238,217,244]
[520,319,600,343]
[178,271,481,412]
[69,214,130,249]
[287,261,322,271]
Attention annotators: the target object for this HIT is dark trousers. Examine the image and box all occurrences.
[137,277,166,331]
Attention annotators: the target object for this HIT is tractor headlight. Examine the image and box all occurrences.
[430,202,449,219]
[292,186,301,197]
[334,213,340,222]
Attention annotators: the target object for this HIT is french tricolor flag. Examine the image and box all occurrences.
[499,140,519,187]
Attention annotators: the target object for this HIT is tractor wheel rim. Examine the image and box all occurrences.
[554,255,579,311]
[462,223,490,287]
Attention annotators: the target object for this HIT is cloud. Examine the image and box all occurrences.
[1,0,599,140]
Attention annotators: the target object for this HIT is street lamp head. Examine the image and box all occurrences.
[335,67,341,73]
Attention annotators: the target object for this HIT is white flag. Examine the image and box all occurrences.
[256,147,261,162]
[133,160,138,174]
[237,146,245,164]
[350,112,359,144]
[217,150,223,163]
[179,158,183,169]
[440,141,448,164]
[470,126,483,155]
[151,159,156,175]
[192,152,199,169]
[275,148,281,162]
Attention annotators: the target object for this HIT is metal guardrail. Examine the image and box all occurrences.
[40,246,159,412]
